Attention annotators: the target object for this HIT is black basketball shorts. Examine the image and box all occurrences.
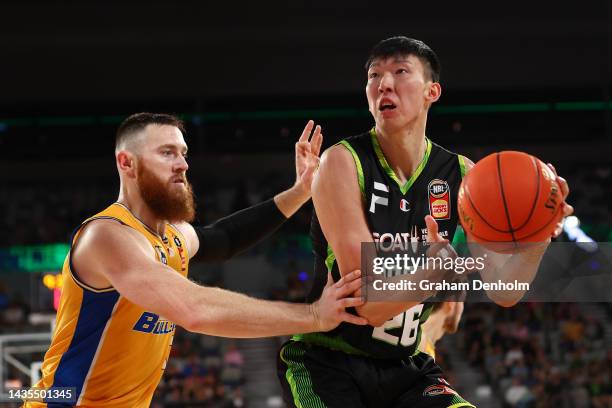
[277,340,475,408]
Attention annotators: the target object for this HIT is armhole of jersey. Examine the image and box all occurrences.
[68,216,122,293]
[338,140,366,199]
[324,245,336,273]
[458,155,468,178]
[168,223,191,261]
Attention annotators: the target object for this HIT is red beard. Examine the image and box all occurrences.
[137,161,196,223]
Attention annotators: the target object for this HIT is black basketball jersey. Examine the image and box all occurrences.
[301,128,465,359]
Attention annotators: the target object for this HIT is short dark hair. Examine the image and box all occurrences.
[365,36,441,83]
[116,112,185,150]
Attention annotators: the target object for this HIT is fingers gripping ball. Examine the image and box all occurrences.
[458,151,563,252]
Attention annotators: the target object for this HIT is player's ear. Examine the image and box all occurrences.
[117,150,136,178]
[425,82,441,103]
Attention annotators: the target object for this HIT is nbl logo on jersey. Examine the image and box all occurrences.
[428,179,451,220]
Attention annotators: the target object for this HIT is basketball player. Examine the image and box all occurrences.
[23,113,368,408]
[277,37,572,407]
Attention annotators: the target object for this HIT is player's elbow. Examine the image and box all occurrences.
[180,314,204,333]
[181,313,217,334]
[355,304,391,327]
[180,305,227,335]
[487,290,524,308]
[365,315,388,328]
[494,298,520,308]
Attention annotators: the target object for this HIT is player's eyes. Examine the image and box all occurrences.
[368,72,379,79]
[162,150,173,157]
[396,68,408,74]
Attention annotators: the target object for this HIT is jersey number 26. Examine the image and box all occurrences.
[371,304,424,347]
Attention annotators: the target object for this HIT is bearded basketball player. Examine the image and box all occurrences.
[23,113,367,407]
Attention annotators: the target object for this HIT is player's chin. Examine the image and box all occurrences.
[377,115,404,132]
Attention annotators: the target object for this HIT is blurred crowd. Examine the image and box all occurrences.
[451,303,612,407]
[0,326,246,408]
[151,329,245,408]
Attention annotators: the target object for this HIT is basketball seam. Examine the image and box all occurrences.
[514,204,563,241]
[512,155,541,231]
[466,200,562,243]
[497,153,517,245]
[464,182,512,233]
[465,227,513,243]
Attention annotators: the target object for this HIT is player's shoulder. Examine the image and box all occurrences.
[319,145,354,183]
[75,217,152,256]
[72,216,157,289]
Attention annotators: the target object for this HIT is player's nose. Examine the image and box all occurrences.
[378,72,393,93]
[174,155,189,172]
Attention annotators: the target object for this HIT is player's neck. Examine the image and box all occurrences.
[375,120,427,184]
[117,187,167,236]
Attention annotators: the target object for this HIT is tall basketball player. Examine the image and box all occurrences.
[277,37,572,408]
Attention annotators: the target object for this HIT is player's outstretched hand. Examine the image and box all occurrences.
[546,163,574,238]
[294,120,323,196]
[311,270,368,332]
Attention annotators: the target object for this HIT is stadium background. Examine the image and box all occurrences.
[1,2,611,407]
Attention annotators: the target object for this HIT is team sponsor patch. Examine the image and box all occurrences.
[399,199,410,212]
[423,384,458,397]
[428,179,451,220]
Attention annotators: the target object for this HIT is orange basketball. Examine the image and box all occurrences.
[458,151,563,252]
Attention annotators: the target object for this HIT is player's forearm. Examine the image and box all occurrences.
[274,184,310,218]
[188,287,317,337]
[117,265,318,337]
[480,244,548,306]
[193,198,288,262]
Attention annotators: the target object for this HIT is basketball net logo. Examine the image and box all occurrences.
[428,179,451,220]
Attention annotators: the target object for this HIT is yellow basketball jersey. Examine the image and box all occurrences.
[24,203,189,408]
